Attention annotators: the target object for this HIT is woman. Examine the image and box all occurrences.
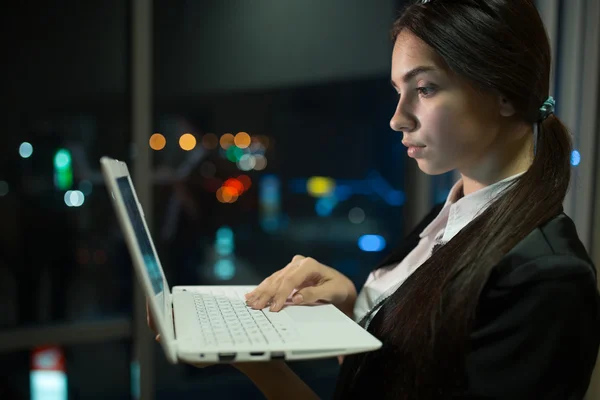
[152,0,600,398]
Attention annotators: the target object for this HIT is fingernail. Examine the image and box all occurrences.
[269,301,278,312]
[292,294,303,304]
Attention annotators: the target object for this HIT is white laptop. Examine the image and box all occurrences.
[100,156,382,364]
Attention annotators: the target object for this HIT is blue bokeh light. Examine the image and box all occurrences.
[315,196,338,217]
[19,142,33,158]
[358,235,386,252]
[213,259,236,280]
[571,150,581,166]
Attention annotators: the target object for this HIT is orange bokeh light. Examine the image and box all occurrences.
[234,132,251,149]
[237,175,252,191]
[220,133,235,149]
[149,133,166,150]
[216,186,239,203]
[179,133,197,151]
[202,133,218,149]
[223,178,245,196]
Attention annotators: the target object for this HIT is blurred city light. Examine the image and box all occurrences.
[213,259,235,280]
[571,150,581,166]
[358,235,386,252]
[256,135,270,150]
[19,142,34,158]
[64,190,85,207]
[250,139,265,153]
[315,195,338,217]
[214,226,236,280]
[54,149,71,169]
[220,133,235,149]
[179,133,197,151]
[237,154,256,171]
[31,346,68,400]
[149,133,166,151]
[259,175,281,232]
[234,132,251,149]
[348,207,365,224]
[216,186,239,203]
[226,145,244,162]
[223,178,245,196]
[237,175,252,191]
[202,133,218,149]
[253,154,267,171]
[54,149,73,190]
[307,176,335,198]
[215,226,234,256]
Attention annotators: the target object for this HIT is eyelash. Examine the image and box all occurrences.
[417,86,436,97]
[395,86,437,99]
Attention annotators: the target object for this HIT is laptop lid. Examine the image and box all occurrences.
[100,157,178,363]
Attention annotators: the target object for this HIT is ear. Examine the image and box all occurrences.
[498,95,516,117]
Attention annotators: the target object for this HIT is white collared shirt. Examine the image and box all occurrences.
[353,171,526,323]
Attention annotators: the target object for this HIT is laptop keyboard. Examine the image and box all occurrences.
[193,289,298,346]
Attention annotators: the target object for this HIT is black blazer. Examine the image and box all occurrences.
[335,204,600,400]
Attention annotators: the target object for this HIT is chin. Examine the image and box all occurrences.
[415,160,452,176]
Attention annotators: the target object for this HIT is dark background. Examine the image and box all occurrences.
[0,1,456,398]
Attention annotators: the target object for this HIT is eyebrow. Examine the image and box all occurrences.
[390,65,438,88]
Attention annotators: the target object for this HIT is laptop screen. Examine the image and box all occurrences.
[116,177,165,298]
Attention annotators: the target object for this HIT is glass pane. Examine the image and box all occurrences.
[151,0,403,396]
[0,341,131,400]
[0,0,131,328]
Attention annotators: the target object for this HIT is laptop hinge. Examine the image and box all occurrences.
[169,294,177,340]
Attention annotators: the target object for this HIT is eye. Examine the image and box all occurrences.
[417,87,436,97]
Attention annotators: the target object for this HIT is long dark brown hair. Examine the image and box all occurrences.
[337,0,573,397]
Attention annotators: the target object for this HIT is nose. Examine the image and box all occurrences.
[390,100,416,132]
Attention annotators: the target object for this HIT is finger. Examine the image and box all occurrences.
[246,274,280,308]
[155,334,161,342]
[249,256,304,309]
[292,280,342,305]
[290,254,305,263]
[245,255,304,301]
[270,257,319,312]
[245,268,284,301]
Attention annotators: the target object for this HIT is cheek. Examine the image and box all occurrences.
[424,103,485,151]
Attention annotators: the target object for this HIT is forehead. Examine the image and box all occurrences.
[392,30,448,77]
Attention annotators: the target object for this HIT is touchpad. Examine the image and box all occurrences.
[282,304,347,324]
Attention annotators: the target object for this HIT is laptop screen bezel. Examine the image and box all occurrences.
[100,156,178,363]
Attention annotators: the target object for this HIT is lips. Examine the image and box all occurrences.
[402,141,426,148]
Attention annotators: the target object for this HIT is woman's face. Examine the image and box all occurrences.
[390,30,515,177]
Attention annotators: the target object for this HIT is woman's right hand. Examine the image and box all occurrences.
[244,255,357,317]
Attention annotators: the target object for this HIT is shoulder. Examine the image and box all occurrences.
[489,213,596,288]
[466,214,600,398]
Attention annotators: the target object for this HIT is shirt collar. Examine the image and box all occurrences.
[419,171,526,241]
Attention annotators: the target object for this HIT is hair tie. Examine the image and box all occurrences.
[538,96,555,121]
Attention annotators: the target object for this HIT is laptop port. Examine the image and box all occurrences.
[250,352,265,357]
[270,352,285,360]
[218,353,236,362]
